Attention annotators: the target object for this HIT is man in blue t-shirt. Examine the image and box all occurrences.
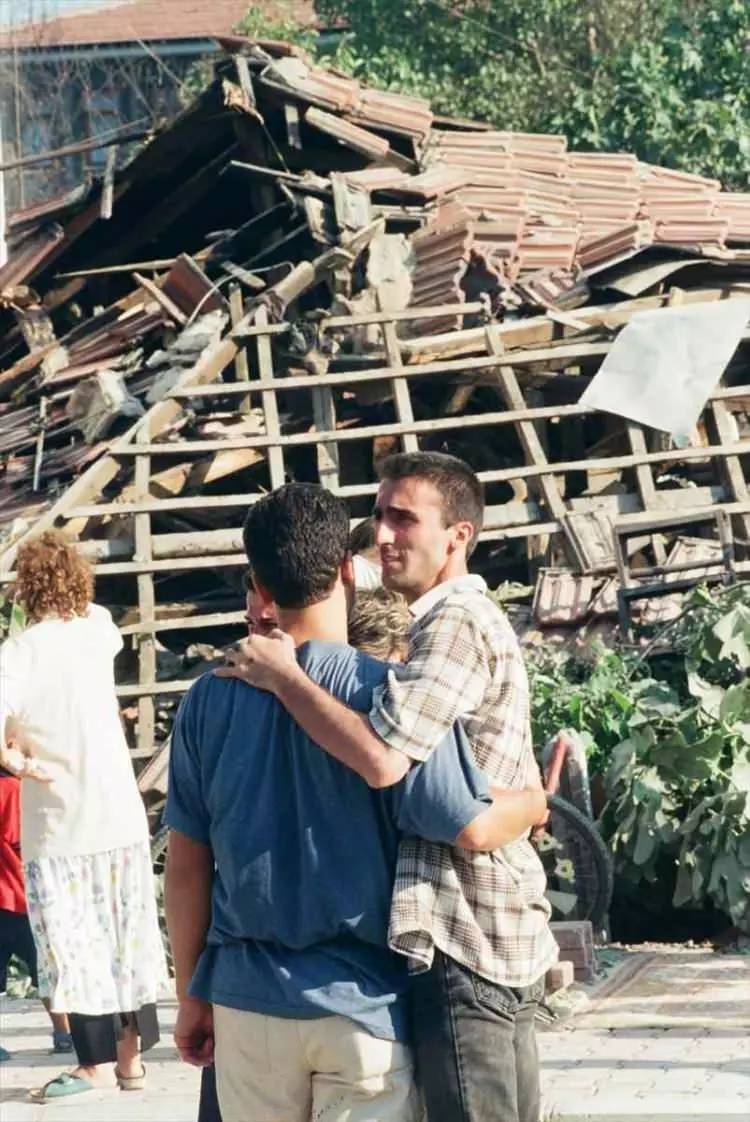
[165,484,546,1122]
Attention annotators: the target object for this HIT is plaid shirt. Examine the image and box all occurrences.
[370,575,558,987]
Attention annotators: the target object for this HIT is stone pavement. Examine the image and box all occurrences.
[538,947,750,1121]
[1,949,748,1121]
[0,997,199,1121]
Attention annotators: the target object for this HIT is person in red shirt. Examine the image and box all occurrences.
[0,768,73,1060]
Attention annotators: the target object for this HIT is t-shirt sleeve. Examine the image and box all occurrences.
[164,684,211,846]
[389,720,491,844]
[369,602,491,762]
[89,603,123,658]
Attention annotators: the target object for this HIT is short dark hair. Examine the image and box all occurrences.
[243,484,349,609]
[378,451,484,554]
[348,516,376,555]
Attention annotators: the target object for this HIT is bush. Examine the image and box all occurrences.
[527,585,750,931]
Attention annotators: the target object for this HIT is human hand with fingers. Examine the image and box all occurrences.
[0,734,52,783]
[174,998,214,1068]
[215,628,299,694]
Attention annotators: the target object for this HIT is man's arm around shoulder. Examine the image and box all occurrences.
[394,721,548,852]
[217,630,410,787]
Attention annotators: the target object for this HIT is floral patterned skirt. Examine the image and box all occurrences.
[24,841,168,1015]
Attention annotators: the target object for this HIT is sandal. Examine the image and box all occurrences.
[115,1063,146,1091]
[29,1073,96,1101]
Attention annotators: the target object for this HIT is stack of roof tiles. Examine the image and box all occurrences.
[414,130,750,281]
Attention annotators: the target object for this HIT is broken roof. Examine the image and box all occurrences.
[0,0,315,51]
[0,35,748,769]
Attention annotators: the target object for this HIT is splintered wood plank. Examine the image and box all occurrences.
[626,422,666,564]
[229,285,252,416]
[626,423,659,507]
[254,305,285,489]
[134,422,156,756]
[708,397,750,542]
[132,272,188,326]
[484,327,568,569]
[312,384,341,490]
[484,330,565,517]
[3,318,230,572]
[380,318,418,454]
[120,610,247,636]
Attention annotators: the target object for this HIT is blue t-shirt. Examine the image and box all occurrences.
[165,640,491,1041]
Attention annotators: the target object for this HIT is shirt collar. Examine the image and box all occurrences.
[409,573,488,620]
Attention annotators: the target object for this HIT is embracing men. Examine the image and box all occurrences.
[166,453,556,1122]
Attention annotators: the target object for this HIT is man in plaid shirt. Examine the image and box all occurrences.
[224,453,556,1122]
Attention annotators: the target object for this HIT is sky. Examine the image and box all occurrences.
[0,0,123,28]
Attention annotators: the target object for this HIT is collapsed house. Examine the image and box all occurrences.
[1,36,749,784]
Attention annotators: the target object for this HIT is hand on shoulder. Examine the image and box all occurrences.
[215,629,297,694]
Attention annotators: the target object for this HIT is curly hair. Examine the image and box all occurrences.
[15,531,94,622]
[348,588,411,662]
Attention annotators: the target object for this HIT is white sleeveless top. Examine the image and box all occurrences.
[0,604,148,861]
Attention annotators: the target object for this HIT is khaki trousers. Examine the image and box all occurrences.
[213,1004,420,1122]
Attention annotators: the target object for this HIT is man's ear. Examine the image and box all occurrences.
[252,573,274,606]
[449,521,475,552]
[341,552,355,589]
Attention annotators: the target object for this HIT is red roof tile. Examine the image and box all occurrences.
[0,0,315,50]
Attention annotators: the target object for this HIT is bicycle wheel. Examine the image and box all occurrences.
[150,825,174,977]
[534,793,613,932]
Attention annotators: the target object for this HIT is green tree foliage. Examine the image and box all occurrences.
[313,0,749,187]
[236,3,318,51]
[529,585,750,930]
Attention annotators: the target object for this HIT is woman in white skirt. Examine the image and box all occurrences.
[0,531,167,1102]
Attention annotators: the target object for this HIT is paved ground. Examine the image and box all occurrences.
[1,949,748,1121]
[0,997,198,1121]
[538,947,750,1121]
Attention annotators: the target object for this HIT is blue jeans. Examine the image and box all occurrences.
[410,951,544,1122]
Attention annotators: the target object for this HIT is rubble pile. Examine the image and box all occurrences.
[0,36,748,769]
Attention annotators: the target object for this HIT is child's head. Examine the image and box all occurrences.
[348,588,411,663]
[15,531,93,622]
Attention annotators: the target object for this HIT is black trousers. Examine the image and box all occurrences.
[0,908,38,991]
[68,1003,160,1066]
[410,951,544,1122]
[198,1064,223,1122]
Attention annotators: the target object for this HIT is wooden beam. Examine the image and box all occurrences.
[121,610,246,636]
[5,554,247,580]
[707,397,750,542]
[625,422,667,564]
[116,679,202,698]
[400,291,750,362]
[477,441,750,484]
[68,494,261,518]
[106,402,592,455]
[382,317,419,454]
[321,301,486,329]
[134,423,156,756]
[166,362,750,397]
[133,272,188,326]
[312,380,341,490]
[333,450,750,499]
[254,305,285,489]
[485,326,566,567]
